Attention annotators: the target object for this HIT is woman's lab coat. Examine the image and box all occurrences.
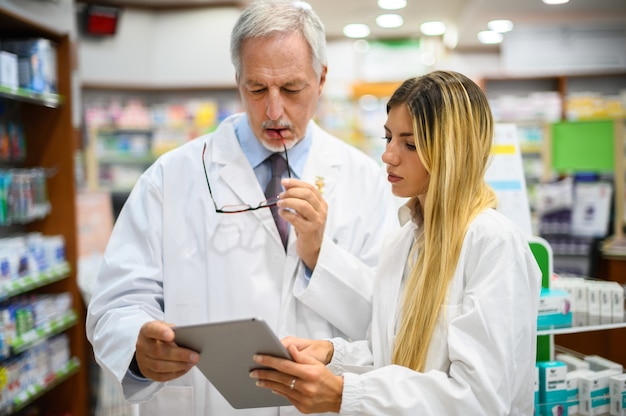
[329,207,542,415]
[86,114,399,416]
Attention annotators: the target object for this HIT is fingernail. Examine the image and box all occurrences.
[190,353,199,362]
[253,354,261,363]
[250,371,258,378]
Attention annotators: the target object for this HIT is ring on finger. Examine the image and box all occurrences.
[290,378,296,390]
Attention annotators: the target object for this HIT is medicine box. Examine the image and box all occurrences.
[1,38,57,94]
[552,276,588,313]
[579,369,622,415]
[0,51,18,89]
[535,366,540,416]
[584,355,623,373]
[566,369,594,415]
[538,288,572,329]
[557,353,591,372]
[537,361,568,415]
[610,373,626,416]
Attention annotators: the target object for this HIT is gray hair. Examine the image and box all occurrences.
[230,0,327,80]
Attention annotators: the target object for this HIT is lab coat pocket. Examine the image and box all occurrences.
[145,385,193,414]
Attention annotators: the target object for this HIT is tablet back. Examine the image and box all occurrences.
[173,317,293,409]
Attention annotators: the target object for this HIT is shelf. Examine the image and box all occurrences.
[0,86,62,108]
[97,155,155,165]
[537,312,626,336]
[0,357,80,416]
[0,261,71,301]
[9,309,78,355]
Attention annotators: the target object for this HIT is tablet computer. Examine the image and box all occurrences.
[173,317,293,409]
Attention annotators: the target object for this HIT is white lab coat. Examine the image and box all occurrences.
[86,114,399,416]
[328,207,542,415]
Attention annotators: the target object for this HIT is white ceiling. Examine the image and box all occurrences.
[82,0,626,51]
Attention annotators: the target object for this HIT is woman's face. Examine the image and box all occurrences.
[381,104,429,200]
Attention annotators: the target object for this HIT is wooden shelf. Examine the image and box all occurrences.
[0,6,88,415]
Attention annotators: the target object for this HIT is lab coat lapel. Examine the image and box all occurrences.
[301,123,341,202]
[210,119,282,245]
[373,220,416,365]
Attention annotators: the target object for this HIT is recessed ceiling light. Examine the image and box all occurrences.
[487,19,514,33]
[542,0,570,4]
[376,14,404,29]
[343,23,371,39]
[477,30,503,44]
[377,0,407,10]
[420,21,446,36]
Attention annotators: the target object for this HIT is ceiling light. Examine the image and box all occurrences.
[542,0,570,4]
[420,21,446,36]
[487,19,514,33]
[376,14,404,29]
[343,24,371,39]
[377,0,407,10]
[477,30,503,44]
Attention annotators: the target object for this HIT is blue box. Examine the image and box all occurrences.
[537,361,569,416]
[1,38,57,94]
[538,288,572,329]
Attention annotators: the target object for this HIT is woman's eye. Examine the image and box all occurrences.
[382,136,392,143]
[406,143,417,150]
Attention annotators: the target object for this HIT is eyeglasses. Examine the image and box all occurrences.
[202,141,291,214]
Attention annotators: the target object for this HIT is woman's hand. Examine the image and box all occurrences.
[251,344,343,414]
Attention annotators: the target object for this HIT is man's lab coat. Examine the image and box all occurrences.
[86,113,399,416]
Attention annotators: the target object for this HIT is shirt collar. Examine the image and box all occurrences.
[234,113,311,179]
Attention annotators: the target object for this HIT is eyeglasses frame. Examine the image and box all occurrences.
[201,141,291,214]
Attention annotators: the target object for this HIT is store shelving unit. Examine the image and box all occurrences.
[0,7,88,415]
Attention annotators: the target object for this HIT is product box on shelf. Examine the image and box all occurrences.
[584,355,623,373]
[566,369,594,415]
[0,50,18,89]
[0,38,57,94]
[610,373,626,416]
[579,369,623,416]
[538,288,573,329]
[557,353,591,372]
[537,361,569,415]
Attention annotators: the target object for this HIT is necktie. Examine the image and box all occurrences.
[264,153,289,249]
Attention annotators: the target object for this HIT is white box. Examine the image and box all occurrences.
[580,369,622,415]
[587,282,602,317]
[610,373,626,416]
[557,353,590,372]
[584,355,624,373]
[553,276,588,313]
[0,51,18,89]
[566,369,594,415]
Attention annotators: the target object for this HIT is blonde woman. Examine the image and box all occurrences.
[252,70,542,415]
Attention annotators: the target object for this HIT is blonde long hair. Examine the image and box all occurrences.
[390,71,498,371]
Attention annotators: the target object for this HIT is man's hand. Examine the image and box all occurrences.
[134,320,199,382]
[277,178,328,269]
[282,336,334,365]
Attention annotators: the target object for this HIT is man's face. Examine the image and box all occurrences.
[237,32,326,152]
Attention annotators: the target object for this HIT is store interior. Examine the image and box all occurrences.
[0,0,625,414]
